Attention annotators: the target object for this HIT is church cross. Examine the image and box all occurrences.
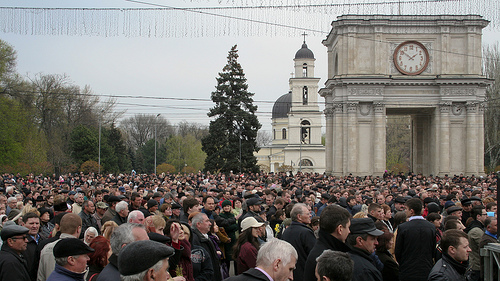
[302,32,308,43]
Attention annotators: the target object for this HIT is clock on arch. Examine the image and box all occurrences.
[393,41,429,75]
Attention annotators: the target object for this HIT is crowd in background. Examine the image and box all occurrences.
[0,170,498,281]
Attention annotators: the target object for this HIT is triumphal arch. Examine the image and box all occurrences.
[320,15,490,176]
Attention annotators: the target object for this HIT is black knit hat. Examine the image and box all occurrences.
[53,238,94,258]
[118,240,175,276]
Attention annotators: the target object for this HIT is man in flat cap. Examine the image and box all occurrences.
[0,225,31,281]
[118,240,181,281]
[101,195,121,224]
[238,197,264,228]
[46,238,94,281]
[347,218,383,281]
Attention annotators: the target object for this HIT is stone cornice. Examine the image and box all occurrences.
[322,76,492,89]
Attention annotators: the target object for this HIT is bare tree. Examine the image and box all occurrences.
[484,44,500,172]
[256,130,273,148]
[120,114,174,149]
[176,120,208,140]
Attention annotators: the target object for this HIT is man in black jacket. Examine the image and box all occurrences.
[347,218,384,281]
[395,198,436,281]
[225,239,297,281]
[303,205,351,281]
[428,229,471,281]
[281,203,316,281]
[0,225,31,281]
[191,213,222,281]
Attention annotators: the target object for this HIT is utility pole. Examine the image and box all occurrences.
[154,114,160,174]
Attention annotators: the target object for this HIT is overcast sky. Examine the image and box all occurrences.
[1,0,499,133]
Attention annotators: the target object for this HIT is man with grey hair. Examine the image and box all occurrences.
[96,223,149,281]
[79,200,99,238]
[315,250,354,281]
[191,212,221,281]
[225,239,298,281]
[128,210,145,224]
[71,193,85,215]
[112,201,129,226]
[281,203,316,281]
[6,196,17,215]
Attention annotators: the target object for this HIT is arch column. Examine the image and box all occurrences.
[439,102,451,175]
[466,102,478,174]
[373,102,386,175]
[333,102,344,176]
[346,102,359,173]
[324,107,334,174]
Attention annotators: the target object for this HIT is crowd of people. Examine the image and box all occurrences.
[0,170,498,281]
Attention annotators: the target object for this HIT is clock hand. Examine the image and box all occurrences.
[409,54,418,60]
[402,51,412,59]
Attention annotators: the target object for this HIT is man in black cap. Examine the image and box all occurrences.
[46,238,94,281]
[101,195,121,224]
[347,218,384,281]
[461,197,473,225]
[118,240,178,281]
[392,196,406,214]
[238,197,264,228]
[171,202,182,220]
[0,225,31,281]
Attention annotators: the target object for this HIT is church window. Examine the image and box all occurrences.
[302,63,307,77]
[282,128,287,139]
[273,129,276,140]
[300,120,311,144]
[334,53,338,76]
[299,159,313,166]
[303,86,308,105]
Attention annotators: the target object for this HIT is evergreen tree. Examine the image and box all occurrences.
[202,45,261,173]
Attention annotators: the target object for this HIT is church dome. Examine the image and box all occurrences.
[272,92,292,119]
[295,42,314,59]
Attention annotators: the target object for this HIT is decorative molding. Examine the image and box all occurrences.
[478,103,485,112]
[348,88,383,96]
[439,102,451,113]
[324,107,334,118]
[452,103,464,116]
[359,103,372,116]
[347,102,358,113]
[466,102,478,113]
[441,88,476,96]
[334,103,344,113]
[373,102,385,113]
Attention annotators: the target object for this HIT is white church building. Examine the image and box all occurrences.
[255,41,326,173]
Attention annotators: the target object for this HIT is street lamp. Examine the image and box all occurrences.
[299,118,303,172]
[98,116,101,175]
[234,121,242,174]
[154,114,160,175]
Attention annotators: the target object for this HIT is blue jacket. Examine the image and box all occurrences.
[46,264,85,281]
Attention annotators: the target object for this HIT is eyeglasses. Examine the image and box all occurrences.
[10,235,28,240]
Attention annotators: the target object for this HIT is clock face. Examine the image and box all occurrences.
[393,41,429,75]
